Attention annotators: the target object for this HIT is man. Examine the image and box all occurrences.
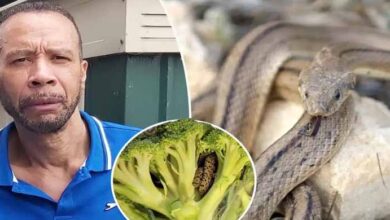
[0,1,140,219]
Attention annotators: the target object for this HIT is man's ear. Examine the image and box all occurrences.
[81,59,88,83]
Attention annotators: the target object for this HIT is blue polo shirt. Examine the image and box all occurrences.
[0,112,140,220]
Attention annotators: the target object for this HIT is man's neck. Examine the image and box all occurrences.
[9,111,89,169]
[8,110,90,201]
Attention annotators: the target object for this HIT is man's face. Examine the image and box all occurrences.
[0,12,88,133]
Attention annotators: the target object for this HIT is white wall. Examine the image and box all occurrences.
[56,0,127,58]
[57,0,178,57]
[125,0,178,52]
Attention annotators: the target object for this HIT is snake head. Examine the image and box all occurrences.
[298,54,355,116]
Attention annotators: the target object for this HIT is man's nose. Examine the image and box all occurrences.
[27,58,57,88]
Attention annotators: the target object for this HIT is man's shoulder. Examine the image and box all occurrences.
[81,111,141,140]
[82,111,142,159]
[99,120,141,157]
[0,123,13,139]
[101,120,141,134]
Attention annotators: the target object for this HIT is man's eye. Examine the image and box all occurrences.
[53,56,69,61]
[12,58,29,64]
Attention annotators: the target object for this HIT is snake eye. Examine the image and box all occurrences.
[304,92,309,98]
[334,90,341,100]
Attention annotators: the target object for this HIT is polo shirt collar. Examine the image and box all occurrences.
[0,123,17,186]
[81,111,112,172]
[0,112,112,186]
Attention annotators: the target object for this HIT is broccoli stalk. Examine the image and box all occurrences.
[163,136,198,202]
[197,130,251,220]
[113,119,254,220]
[116,195,151,220]
[219,167,255,220]
[114,142,174,218]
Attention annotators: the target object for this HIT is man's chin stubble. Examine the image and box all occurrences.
[0,93,81,134]
[18,110,75,134]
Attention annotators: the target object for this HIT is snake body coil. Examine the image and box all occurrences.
[215,22,390,150]
[215,22,390,219]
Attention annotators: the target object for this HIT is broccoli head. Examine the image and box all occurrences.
[113,119,254,220]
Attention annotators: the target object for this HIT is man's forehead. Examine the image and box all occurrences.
[0,11,79,50]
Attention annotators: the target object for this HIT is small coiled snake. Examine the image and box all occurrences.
[193,153,218,196]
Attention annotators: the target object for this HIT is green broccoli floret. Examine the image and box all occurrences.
[113,119,254,220]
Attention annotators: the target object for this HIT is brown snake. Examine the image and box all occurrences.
[211,22,390,219]
[214,22,390,151]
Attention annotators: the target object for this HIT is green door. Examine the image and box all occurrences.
[85,53,189,128]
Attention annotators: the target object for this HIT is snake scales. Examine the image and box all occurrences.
[211,22,390,219]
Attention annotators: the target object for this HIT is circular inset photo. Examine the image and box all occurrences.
[111,119,256,220]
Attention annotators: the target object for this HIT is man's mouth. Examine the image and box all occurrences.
[20,96,65,112]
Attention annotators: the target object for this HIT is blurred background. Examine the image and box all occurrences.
[162,0,390,121]
[160,2,390,219]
